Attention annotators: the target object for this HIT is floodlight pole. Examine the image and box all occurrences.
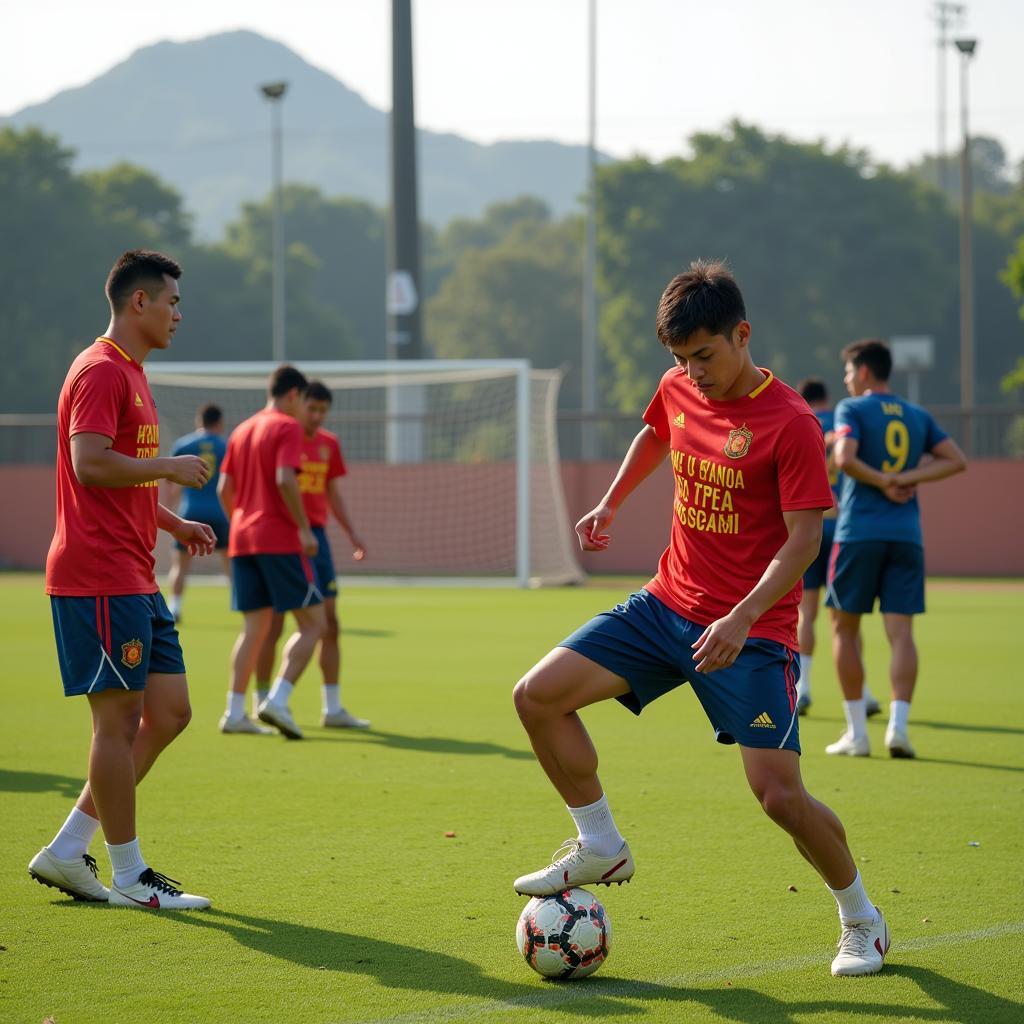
[931,2,964,193]
[581,0,599,460]
[955,38,977,455]
[260,81,288,362]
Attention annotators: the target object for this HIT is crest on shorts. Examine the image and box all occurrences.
[121,639,144,669]
[724,424,753,459]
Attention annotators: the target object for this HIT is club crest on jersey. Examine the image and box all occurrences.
[724,424,753,459]
[319,445,329,460]
[121,639,144,669]
[673,412,686,429]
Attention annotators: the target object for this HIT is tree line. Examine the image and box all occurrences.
[2,122,1022,417]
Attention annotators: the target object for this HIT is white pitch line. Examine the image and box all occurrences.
[360,920,1024,1024]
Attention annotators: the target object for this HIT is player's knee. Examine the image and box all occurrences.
[324,612,339,638]
[755,780,805,831]
[512,676,540,725]
[96,705,144,745]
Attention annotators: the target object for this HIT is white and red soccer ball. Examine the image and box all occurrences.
[515,887,611,979]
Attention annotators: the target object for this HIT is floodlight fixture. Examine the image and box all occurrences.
[953,38,977,56]
[260,81,288,100]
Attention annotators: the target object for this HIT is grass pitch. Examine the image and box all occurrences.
[1,573,1022,1024]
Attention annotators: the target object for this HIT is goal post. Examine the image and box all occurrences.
[146,359,584,587]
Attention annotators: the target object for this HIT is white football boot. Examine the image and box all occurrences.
[219,713,273,735]
[28,848,109,902]
[258,700,304,740]
[321,708,371,729]
[109,868,211,910]
[884,725,916,759]
[513,838,634,896]
[826,732,871,757]
[832,907,890,976]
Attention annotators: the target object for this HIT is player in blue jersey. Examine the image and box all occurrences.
[166,404,230,622]
[825,340,966,758]
[795,379,880,717]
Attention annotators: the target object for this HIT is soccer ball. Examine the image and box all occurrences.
[515,888,611,979]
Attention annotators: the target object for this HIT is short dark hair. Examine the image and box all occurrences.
[655,259,746,346]
[797,378,829,404]
[304,380,333,404]
[842,339,892,382]
[198,403,223,428]
[269,364,308,397]
[105,249,181,312]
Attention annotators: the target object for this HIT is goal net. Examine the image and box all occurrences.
[146,360,584,587]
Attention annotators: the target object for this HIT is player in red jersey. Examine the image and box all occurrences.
[512,261,889,976]
[30,250,215,910]
[253,380,370,728]
[218,365,326,740]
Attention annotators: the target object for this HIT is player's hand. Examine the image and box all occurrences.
[349,534,367,561]
[575,505,615,551]
[691,610,752,673]
[299,527,319,556]
[165,455,210,489]
[173,519,216,557]
[881,476,916,504]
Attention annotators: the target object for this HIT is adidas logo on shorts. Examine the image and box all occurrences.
[750,712,776,729]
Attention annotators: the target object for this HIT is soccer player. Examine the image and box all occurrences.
[512,261,889,977]
[165,403,230,622]
[795,379,880,718]
[253,381,370,729]
[218,365,326,739]
[30,249,214,910]
[825,339,967,758]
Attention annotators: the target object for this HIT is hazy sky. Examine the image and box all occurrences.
[2,0,1021,169]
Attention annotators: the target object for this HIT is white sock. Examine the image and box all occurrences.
[828,870,877,924]
[168,594,182,617]
[797,654,812,699]
[567,794,624,858]
[890,699,910,732]
[322,684,342,715]
[226,691,245,719]
[254,687,270,711]
[842,698,868,741]
[48,807,100,860]
[106,838,147,889]
[268,678,294,708]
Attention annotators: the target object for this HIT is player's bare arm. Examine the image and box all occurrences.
[691,507,823,673]
[217,472,235,518]
[833,435,915,505]
[892,437,967,488]
[276,465,318,555]
[71,433,209,489]
[576,425,670,551]
[157,504,216,556]
[327,478,366,560]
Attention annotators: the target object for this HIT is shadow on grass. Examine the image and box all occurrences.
[309,728,534,760]
[909,757,1024,774]
[913,719,1024,737]
[0,768,82,798]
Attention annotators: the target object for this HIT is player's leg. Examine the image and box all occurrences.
[740,746,888,976]
[512,646,635,895]
[222,608,275,734]
[320,597,370,729]
[796,585,820,713]
[827,609,872,755]
[254,611,285,714]
[166,548,191,623]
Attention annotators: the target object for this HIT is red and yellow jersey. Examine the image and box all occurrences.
[46,338,161,596]
[222,409,305,556]
[643,367,833,650]
[297,428,347,528]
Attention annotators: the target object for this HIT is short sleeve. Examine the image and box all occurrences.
[777,413,835,512]
[833,398,860,443]
[276,420,304,470]
[171,436,186,456]
[68,361,125,441]
[327,435,347,480]
[923,410,949,452]
[642,383,670,442]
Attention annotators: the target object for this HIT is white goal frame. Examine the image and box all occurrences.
[147,359,581,588]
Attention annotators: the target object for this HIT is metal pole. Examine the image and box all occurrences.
[957,45,975,456]
[271,98,286,362]
[581,0,598,460]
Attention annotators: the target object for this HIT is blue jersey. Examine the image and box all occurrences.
[815,409,840,518]
[171,429,228,521]
[833,393,947,545]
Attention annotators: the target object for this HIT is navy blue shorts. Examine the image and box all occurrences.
[559,589,801,753]
[802,518,836,590]
[50,593,186,697]
[231,553,322,613]
[310,526,337,599]
[825,540,925,615]
[175,512,229,552]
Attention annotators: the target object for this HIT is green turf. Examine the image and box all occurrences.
[1,574,1022,1024]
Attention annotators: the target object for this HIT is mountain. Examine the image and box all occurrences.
[3,30,594,238]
